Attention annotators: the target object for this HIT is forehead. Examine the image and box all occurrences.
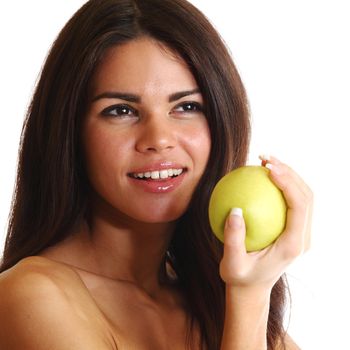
[90,37,198,95]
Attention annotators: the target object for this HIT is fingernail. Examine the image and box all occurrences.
[259,154,271,167]
[227,207,243,229]
[230,207,243,217]
[259,154,271,162]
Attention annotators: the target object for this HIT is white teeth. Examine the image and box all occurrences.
[132,168,184,179]
[160,170,169,179]
[151,171,160,179]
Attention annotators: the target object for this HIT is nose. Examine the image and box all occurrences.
[135,115,177,153]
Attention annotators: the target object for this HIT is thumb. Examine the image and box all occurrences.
[220,208,247,284]
[223,208,247,257]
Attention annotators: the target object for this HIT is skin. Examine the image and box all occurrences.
[220,155,312,350]
[0,38,312,349]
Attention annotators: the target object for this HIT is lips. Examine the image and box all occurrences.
[129,168,184,180]
[127,162,187,193]
[128,162,187,179]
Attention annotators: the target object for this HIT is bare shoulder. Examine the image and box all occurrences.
[0,256,89,306]
[0,256,115,350]
[0,255,80,286]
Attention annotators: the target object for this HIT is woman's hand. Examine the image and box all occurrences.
[219,155,313,291]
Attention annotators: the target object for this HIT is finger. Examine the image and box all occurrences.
[220,208,247,283]
[223,208,246,255]
[276,162,313,252]
[260,154,312,199]
[265,162,312,259]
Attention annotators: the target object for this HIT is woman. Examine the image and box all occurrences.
[0,0,312,349]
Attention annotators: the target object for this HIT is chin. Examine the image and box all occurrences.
[132,207,186,224]
[91,189,190,226]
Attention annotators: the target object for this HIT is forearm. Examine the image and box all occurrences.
[221,285,271,350]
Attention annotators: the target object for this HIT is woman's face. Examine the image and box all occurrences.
[82,37,211,224]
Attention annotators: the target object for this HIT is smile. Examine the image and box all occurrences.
[129,168,185,180]
[127,167,187,193]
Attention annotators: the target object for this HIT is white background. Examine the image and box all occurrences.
[0,1,349,349]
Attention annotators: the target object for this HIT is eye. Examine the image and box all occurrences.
[173,102,203,114]
[101,104,139,118]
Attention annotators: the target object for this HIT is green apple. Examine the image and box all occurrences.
[208,166,287,251]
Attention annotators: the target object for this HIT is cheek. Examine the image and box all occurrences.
[81,126,130,185]
[185,122,211,170]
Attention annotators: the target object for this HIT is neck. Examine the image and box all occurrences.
[69,198,177,297]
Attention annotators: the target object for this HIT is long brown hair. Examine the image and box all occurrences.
[1,0,288,348]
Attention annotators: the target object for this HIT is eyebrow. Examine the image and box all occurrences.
[91,88,201,103]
